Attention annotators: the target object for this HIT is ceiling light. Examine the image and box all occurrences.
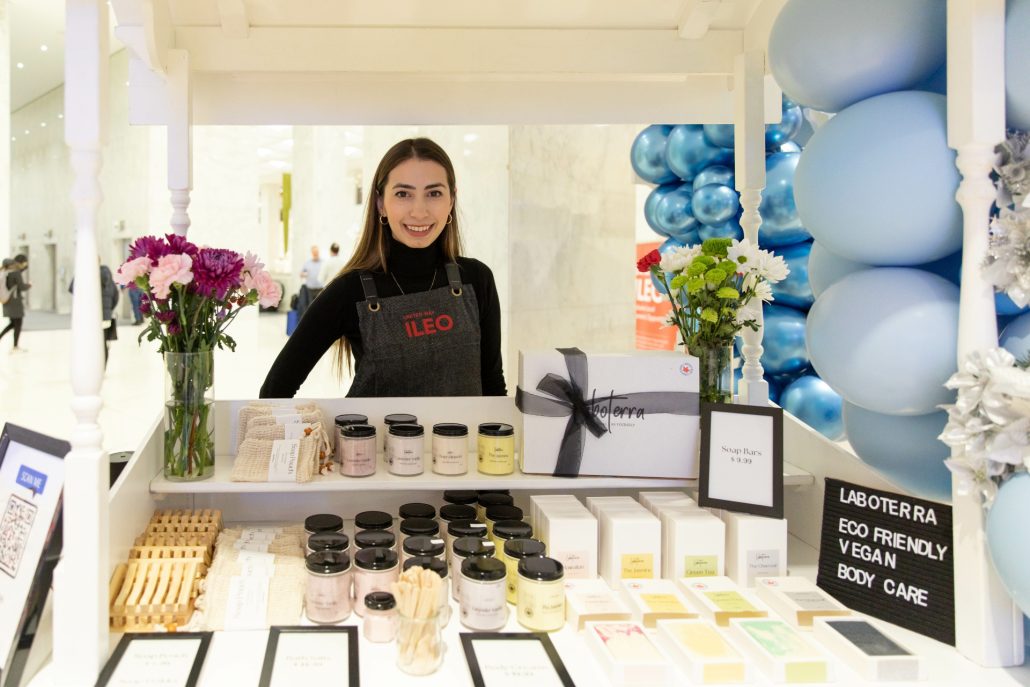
[10,137,15,142]
[463,133,479,143]
[24,130,29,135]
[40,44,48,52]
[40,122,46,127]
[16,62,24,69]
[57,113,63,119]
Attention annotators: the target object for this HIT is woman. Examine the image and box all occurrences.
[1,254,30,353]
[260,138,506,398]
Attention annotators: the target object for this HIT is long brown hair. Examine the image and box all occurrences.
[333,137,465,377]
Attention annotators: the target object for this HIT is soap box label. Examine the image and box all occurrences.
[684,555,718,578]
[620,553,654,579]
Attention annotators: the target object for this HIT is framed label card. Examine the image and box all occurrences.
[460,632,576,687]
[96,633,212,687]
[698,403,784,519]
[258,626,359,687]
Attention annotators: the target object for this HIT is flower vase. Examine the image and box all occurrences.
[163,351,215,481]
[695,344,734,404]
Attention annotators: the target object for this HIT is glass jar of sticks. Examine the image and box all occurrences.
[391,566,447,675]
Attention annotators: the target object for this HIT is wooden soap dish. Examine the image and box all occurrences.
[109,558,206,632]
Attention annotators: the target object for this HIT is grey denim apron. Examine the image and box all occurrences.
[348,262,483,397]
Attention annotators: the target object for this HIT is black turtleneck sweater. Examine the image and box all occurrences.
[259,237,506,398]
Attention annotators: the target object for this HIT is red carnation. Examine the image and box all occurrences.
[636,249,662,273]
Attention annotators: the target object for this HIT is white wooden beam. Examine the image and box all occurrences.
[946,0,1024,668]
[678,0,723,40]
[112,0,172,74]
[217,0,250,39]
[166,49,192,236]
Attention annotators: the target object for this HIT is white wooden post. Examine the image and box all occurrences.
[0,0,9,257]
[947,0,1025,667]
[167,49,192,236]
[53,1,110,683]
[734,50,769,406]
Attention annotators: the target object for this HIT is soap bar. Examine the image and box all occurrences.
[728,617,832,683]
[584,621,671,687]
[620,579,697,628]
[720,510,787,587]
[813,617,922,682]
[655,619,751,684]
[754,576,851,628]
[564,579,631,630]
[678,576,769,627]
[661,507,725,580]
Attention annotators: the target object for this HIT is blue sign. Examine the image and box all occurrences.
[16,465,47,495]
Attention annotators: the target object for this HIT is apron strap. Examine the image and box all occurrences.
[359,272,381,312]
[445,263,463,296]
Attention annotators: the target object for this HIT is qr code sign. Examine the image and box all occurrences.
[0,494,37,578]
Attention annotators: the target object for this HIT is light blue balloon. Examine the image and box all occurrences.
[808,242,869,299]
[987,473,1030,616]
[769,0,946,113]
[1000,312,1030,360]
[643,183,680,236]
[843,402,951,501]
[693,165,735,191]
[996,291,1030,316]
[761,304,809,376]
[698,219,743,242]
[807,268,959,415]
[703,124,735,149]
[919,250,962,285]
[794,91,962,264]
[631,125,679,184]
[766,105,804,149]
[1007,0,1030,130]
[654,182,701,241]
[759,152,811,248]
[667,125,734,182]
[770,241,814,310]
[780,375,845,441]
[916,62,947,96]
[779,141,803,153]
[692,184,740,226]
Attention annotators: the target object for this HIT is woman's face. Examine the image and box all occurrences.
[377,158,454,250]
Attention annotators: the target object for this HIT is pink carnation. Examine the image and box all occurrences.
[114,257,152,286]
[252,270,282,308]
[149,253,194,299]
[241,252,265,291]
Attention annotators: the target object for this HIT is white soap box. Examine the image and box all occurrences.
[812,617,923,682]
[536,502,598,579]
[655,619,751,685]
[584,621,671,687]
[564,579,632,630]
[661,506,725,580]
[728,617,833,684]
[721,510,788,587]
[678,576,769,627]
[619,579,697,628]
[639,490,697,516]
[754,576,851,629]
[599,507,662,588]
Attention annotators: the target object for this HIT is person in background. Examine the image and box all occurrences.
[68,260,120,365]
[0,254,30,353]
[296,245,324,317]
[128,281,144,324]
[318,242,347,287]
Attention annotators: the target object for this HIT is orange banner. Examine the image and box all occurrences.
[635,242,677,351]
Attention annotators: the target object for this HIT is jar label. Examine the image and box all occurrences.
[684,555,719,577]
[461,580,507,629]
[477,437,515,474]
[518,583,565,630]
[342,437,376,475]
[269,439,301,481]
[620,553,654,579]
[389,442,423,474]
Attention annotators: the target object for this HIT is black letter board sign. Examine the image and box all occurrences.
[816,478,954,645]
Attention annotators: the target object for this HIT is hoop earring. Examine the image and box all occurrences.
[379,216,388,225]
[446,213,453,225]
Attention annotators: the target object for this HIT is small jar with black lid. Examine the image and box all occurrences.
[451,536,496,601]
[403,556,450,618]
[477,423,516,476]
[502,538,545,604]
[460,556,508,630]
[485,505,525,539]
[339,423,377,477]
[399,517,439,547]
[384,413,418,467]
[445,520,488,569]
[305,551,352,623]
[399,502,436,520]
[354,529,396,551]
[363,591,398,643]
[353,547,399,618]
[387,423,425,476]
[439,504,477,531]
[517,556,565,632]
[334,414,368,465]
[401,535,447,564]
[304,514,344,554]
[308,532,350,557]
[476,493,514,522]
[443,490,478,506]
[491,519,533,552]
[432,423,469,475]
[355,510,393,533]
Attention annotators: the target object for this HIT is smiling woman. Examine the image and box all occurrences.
[259,137,507,398]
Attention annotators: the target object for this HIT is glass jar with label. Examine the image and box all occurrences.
[384,413,418,461]
[307,532,349,558]
[491,519,533,554]
[484,505,525,540]
[363,591,398,643]
[334,413,368,462]
[502,538,545,604]
[432,423,469,475]
[355,510,393,533]
[460,556,508,631]
[399,502,436,520]
[443,490,478,506]
[517,555,565,632]
[452,536,497,601]
[439,504,477,534]
[353,547,399,618]
[304,514,343,554]
[477,423,516,475]
[401,535,447,564]
[399,517,439,546]
[446,520,488,569]
[305,551,352,624]
[402,556,450,619]
[354,529,396,551]
[387,423,425,476]
[339,423,377,477]
[476,492,514,522]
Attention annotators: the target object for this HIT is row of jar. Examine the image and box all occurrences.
[333,413,516,477]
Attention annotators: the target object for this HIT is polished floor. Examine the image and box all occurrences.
[0,309,345,453]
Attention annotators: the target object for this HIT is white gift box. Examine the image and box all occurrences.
[517,349,700,478]
[812,617,923,682]
[661,507,726,580]
[565,579,632,630]
[721,510,788,587]
[754,577,851,629]
[619,579,697,627]
[678,576,769,627]
[728,617,833,683]
[655,619,752,684]
[584,621,671,687]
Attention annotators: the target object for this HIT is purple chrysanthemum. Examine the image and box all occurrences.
[191,248,244,299]
[167,321,183,336]
[128,235,171,264]
[139,293,151,315]
[155,310,176,324]
[165,233,200,259]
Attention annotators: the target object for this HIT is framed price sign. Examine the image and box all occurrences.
[698,403,784,519]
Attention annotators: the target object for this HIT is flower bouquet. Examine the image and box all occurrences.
[637,237,789,403]
[115,234,281,480]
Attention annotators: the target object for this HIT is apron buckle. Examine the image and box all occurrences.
[451,287,462,297]
[368,301,381,312]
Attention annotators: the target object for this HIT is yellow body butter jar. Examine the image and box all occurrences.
[502,538,545,605]
[477,423,516,475]
[517,555,565,631]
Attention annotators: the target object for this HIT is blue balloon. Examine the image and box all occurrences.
[631,125,679,184]
[766,105,804,149]
[770,241,814,310]
[843,403,952,501]
[667,125,734,182]
[702,124,735,149]
[987,473,1030,616]
[916,61,947,96]
[654,182,701,241]
[1000,312,1030,359]
[996,291,1030,317]
[808,242,869,299]
[780,375,845,441]
[698,219,744,242]
[759,152,811,248]
[795,92,962,264]
[779,141,802,154]
[1007,0,1030,130]
[644,183,680,236]
[693,165,735,191]
[919,250,962,285]
[692,184,740,226]
[761,304,809,376]
[769,0,946,112]
[808,268,958,415]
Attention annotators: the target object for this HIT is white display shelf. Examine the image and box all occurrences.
[149,453,815,494]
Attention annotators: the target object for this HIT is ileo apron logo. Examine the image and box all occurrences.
[402,309,454,338]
